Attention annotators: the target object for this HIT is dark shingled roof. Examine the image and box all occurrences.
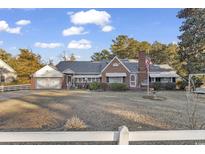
[56,61,108,74]
[56,59,175,74]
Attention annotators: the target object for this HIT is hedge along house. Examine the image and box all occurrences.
[55,51,179,90]
[31,65,64,89]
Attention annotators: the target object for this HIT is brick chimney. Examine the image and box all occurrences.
[138,51,148,87]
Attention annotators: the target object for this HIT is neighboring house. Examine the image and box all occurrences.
[31,51,179,90]
[0,59,17,84]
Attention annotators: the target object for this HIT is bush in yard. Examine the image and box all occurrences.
[100,83,109,91]
[165,83,176,90]
[152,82,176,90]
[176,80,187,90]
[192,76,204,88]
[109,83,128,91]
[64,116,86,130]
[152,82,162,90]
[88,82,101,90]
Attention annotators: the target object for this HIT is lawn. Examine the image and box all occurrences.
[0,90,205,131]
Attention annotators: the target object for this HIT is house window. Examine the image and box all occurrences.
[172,77,176,83]
[113,63,119,67]
[88,78,91,82]
[106,77,109,83]
[0,75,5,83]
[156,78,161,82]
[160,77,172,83]
[130,75,135,81]
[96,78,100,82]
[151,77,155,83]
[108,77,123,83]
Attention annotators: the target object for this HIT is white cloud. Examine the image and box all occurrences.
[75,55,81,59]
[0,20,21,34]
[34,42,63,49]
[6,27,21,34]
[62,26,88,36]
[102,25,114,32]
[9,46,17,50]
[0,41,3,45]
[0,20,9,31]
[67,39,91,49]
[70,9,111,26]
[67,11,74,15]
[172,41,178,45]
[16,20,31,26]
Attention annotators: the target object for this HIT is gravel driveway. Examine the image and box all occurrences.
[0,90,33,101]
[0,90,205,131]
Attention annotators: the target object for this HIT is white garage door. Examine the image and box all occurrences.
[36,78,62,89]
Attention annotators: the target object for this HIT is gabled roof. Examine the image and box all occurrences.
[0,59,16,73]
[56,61,107,74]
[33,65,64,77]
[100,56,131,73]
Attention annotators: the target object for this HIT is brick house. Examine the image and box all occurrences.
[31,51,179,89]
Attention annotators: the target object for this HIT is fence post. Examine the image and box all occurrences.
[118,125,129,145]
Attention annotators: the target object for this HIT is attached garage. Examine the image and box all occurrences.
[32,65,64,90]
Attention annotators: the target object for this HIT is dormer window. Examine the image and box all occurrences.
[113,63,119,67]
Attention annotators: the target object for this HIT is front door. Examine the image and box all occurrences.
[130,74,136,88]
[66,75,72,88]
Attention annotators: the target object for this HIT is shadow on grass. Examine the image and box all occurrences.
[0,90,184,132]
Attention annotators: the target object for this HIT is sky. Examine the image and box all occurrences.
[0,8,182,63]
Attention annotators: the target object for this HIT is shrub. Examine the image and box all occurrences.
[88,82,101,90]
[152,82,176,90]
[176,80,187,90]
[152,82,161,90]
[165,83,176,90]
[109,83,128,91]
[100,83,109,91]
[192,76,204,87]
[64,116,86,130]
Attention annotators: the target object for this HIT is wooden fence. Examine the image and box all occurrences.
[1,126,205,144]
[0,84,31,92]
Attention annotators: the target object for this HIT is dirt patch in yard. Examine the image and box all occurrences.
[0,90,73,131]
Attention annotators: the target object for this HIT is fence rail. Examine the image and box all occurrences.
[0,126,205,144]
[0,84,31,92]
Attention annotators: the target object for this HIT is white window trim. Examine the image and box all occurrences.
[108,77,123,83]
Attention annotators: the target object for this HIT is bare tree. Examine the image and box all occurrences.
[59,50,70,61]
[58,51,77,61]
[48,58,54,66]
[185,91,198,129]
[185,91,205,129]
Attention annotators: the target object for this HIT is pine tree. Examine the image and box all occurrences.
[177,9,205,77]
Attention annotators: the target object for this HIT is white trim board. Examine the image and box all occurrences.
[106,73,127,77]
[0,59,16,73]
